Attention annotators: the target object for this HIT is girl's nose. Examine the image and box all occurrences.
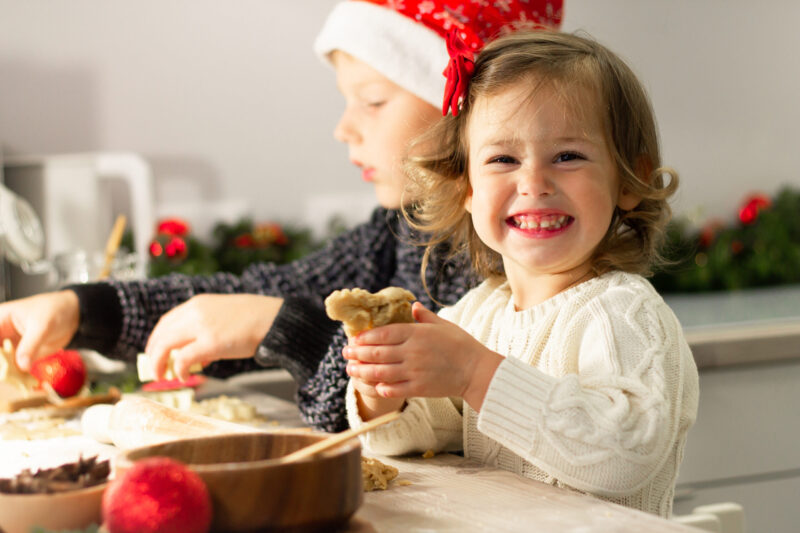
[518,164,555,197]
[333,108,361,145]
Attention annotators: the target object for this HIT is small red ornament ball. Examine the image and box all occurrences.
[30,349,86,398]
[103,457,212,533]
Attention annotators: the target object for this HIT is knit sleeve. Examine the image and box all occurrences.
[97,207,399,358]
[253,296,340,386]
[477,287,697,497]
[345,380,463,455]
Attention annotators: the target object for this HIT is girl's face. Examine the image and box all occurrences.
[331,51,440,209]
[465,81,639,308]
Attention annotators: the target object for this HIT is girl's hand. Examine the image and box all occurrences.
[349,375,405,421]
[0,290,80,371]
[144,294,283,381]
[343,302,503,410]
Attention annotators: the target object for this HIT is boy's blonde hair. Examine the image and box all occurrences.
[404,31,678,283]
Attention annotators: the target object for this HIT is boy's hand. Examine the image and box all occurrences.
[0,290,80,371]
[343,302,503,410]
[144,294,283,381]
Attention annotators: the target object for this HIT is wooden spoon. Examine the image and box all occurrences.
[278,410,401,463]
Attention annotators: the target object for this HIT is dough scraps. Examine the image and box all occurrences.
[361,456,399,492]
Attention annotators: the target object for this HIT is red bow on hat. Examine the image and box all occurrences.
[442,29,475,116]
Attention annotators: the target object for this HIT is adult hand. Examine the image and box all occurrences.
[343,302,503,410]
[0,290,80,371]
[144,293,283,381]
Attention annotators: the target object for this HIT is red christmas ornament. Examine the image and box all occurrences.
[164,236,188,260]
[103,457,212,533]
[30,349,86,398]
[698,219,724,248]
[253,222,289,246]
[738,193,771,225]
[233,233,255,248]
[149,241,164,258]
[157,218,190,236]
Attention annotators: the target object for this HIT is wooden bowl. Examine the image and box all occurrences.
[114,431,362,532]
[0,483,105,533]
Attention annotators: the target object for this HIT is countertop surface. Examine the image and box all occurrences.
[351,453,694,533]
[1,378,696,532]
[663,284,800,368]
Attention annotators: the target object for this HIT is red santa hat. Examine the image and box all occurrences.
[314,0,564,108]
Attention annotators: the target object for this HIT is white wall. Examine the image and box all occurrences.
[1,0,799,236]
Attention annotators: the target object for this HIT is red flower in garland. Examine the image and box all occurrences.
[442,29,476,117]
[738,193,771,225]
[157,218,190,236]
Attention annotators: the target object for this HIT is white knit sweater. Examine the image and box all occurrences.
[346,271,699,517]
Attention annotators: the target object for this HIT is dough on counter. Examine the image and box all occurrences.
[0,339,38,406]
[325,287,416,338]
[361,456,399,491]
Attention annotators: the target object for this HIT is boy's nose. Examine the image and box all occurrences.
[333,110,361,144]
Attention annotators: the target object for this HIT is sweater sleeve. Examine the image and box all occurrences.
[253,296,340,386]
[477,288,697,497]
[345,380,463,455]
[67,208,399,360]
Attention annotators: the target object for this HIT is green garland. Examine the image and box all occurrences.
[651,187,800,293]
[145,217,334,278]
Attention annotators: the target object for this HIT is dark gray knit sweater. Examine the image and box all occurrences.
[68,208,473,432]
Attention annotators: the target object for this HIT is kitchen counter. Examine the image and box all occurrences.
[664,283,800,368]
[351,453,695,533]
[0,379,695,532]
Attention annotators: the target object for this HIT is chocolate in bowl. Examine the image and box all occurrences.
[0,457,108,533]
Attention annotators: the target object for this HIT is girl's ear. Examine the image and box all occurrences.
[617,155,652,211]
[464,181,474,213]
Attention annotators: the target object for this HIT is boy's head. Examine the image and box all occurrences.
[407,31,678,278]
[315,0,563,209]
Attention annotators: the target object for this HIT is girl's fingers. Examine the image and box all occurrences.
[354,323,411,346]
[343,344,401,364]
[347,360,404,384]
[375,382,409,398]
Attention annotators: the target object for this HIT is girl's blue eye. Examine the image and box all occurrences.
[554,151,583,163]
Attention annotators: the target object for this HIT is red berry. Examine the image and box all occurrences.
[30,349,86,398]
[103,457,212,533]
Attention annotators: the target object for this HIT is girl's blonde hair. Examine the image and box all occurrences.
[404,31,678,285]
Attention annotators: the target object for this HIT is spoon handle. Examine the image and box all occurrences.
[280,410,401,463]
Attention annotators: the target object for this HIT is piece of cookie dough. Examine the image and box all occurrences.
[325,287,416,338]
[361,456,399,491]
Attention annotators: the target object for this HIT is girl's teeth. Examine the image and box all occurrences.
[515,215,569,230]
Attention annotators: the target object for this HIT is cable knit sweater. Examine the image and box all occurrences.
[67,208,473,432]
[346,271,699,517]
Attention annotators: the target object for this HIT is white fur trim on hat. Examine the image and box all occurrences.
[313,1,448,109]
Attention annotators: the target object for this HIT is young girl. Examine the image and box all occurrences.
[343,31,699,517]
[0,1,562,432]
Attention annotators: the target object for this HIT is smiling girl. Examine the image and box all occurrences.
[343,30,699,517]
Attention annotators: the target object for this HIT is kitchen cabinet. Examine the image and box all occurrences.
[672,358,800,532]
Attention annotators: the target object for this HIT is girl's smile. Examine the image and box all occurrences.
[507,210,574,237]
